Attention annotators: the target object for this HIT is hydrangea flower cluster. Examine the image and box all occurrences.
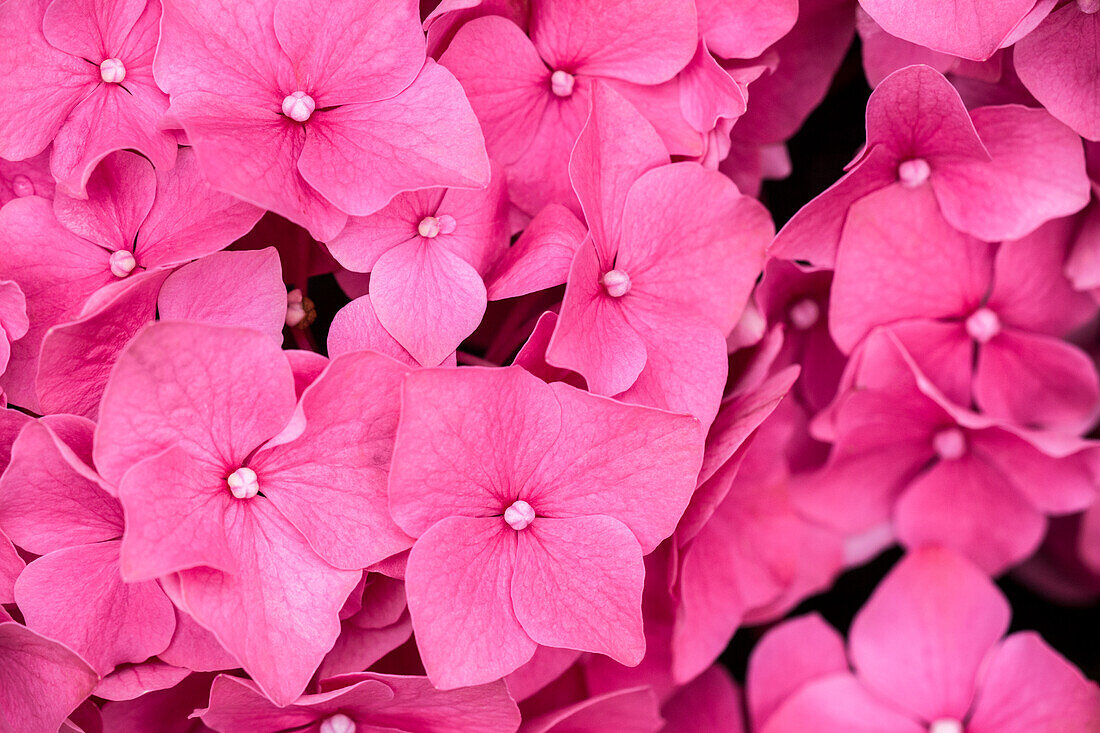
[1,0,1099,730]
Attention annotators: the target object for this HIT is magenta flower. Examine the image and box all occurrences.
[199,672,521,733]
[439,0,698,215]
[0,615,99,732]
[94,322,414,704]
[1015,0,1100,142]
[799,329,1098,573]
[772,64,1091,268]
[749,547,1100,732]
[325,163,509,365]
[830,184,1100,433]
[0,417,176,675]
[0,149,261,410]
[153,0,490,240]
[546,84,772,425]
[388,366,702,688]
[0,0,178,196]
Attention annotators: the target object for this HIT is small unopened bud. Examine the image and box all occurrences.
[109,250,137,278]
[285,289,316,329]
[281,91,316,122]
[100,58,126,84]
[897,158,931,187]
[550,70,575,97]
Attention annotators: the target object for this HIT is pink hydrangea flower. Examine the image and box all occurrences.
[325,162,509,365]
[439,0,698,215]
[94,322,413,704]
[546,84,771,425]
[830,184,1100,433]
[799,328,1098,573]
[772,64,1091,268]
[320,573,412,679]
[154,0,490,240]
[0,0,178,196]
[0,417,176,675]
[0,281,28,391]
[748,547,1100,732]
[388,366,702,688]
[199,672,521,733]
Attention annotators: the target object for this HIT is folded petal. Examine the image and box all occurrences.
[512,515,645,666]
[327,295,418,366]
[251,350,413,569]
[697,0,797,59]
[15,540,175,674]
[94,321,297,485]
[52,151,155,252]
[0,621,98,733]
[389,366,563,537]
[857,0,1035,60]
[525,687,661,733]
[405,515,536,688]
[760,674,924,733]
[486,204,587,300]
[972,429,1097,515]
[299,60,489,217]
[369,240,487,366]
[0,532,23,605]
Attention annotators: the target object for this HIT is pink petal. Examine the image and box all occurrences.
[299,60,489,218]
[0,531,23,605]
[534,382,702,552]
[41,0,144,58]
[135,148,264,268]
[389,366,563,537]
[158,608,237,673]
[0,0,95,161]
[53,151,155,252]
[849,547,1010,720]
[158,249,286,340]
[369,239,487,366]
[512,515,644,666]
[94,661,191,702]
[1014,3,1100,141]
[99,672,219,732]
[857,9,958,87]
[531,0,696,84]
[405,515,536,688]
[760,674,924,733]
[0,621,98,732]
[975,330,1100,434]
[0,420,121,554]
[830,183,994,352]
[569,82,668,261]
[512,311,585,387]
[697,0,797,59]
[94,321,297,485]
[169,92,347,241]
[36,268,168,419]
[272,0,424,105]
[525,686,662,733]
[933,105,1091,243]
[324,190,442,273]
[177,500,361,706]
[251,350,414,569]
[15,540,175,674]
[677,43,748,133]
[548,238,649,396]
[746,614,848,729]
[327,295,419,366]
[857,0,1035,60]
[968,632,1100,733]
[662,666,743,733]
[486,204,587,300]
[972,429,1097,515]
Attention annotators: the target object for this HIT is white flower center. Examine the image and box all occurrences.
[965,307,1000,344]
[550,70,575,97]
[281,91,316,122]
[601,269,631,298]
[932,428,966,461]
[504,500,536,531]
[227,467,259,500]
[898,158,931,187]
[788,298,820,330]
[928,719,963,733]
[108,250,136,278]
[320,714,356,733]
[99,58,126,84]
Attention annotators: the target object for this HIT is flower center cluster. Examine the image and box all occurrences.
[504,500,536,531]
[898,158,931,187]
[965,307,1000,343]
[320,714,356,733]
[227,466,259,500]
[99,58,126,84]
[788,298,820,330]
[11,174,35,197]
[932,427,966,461]
[601,269,631,297]
[928,719,963,733]
[108,250,136,278]
[282,91,316,122]
[550,70,575,97]
[418,214,457,238]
